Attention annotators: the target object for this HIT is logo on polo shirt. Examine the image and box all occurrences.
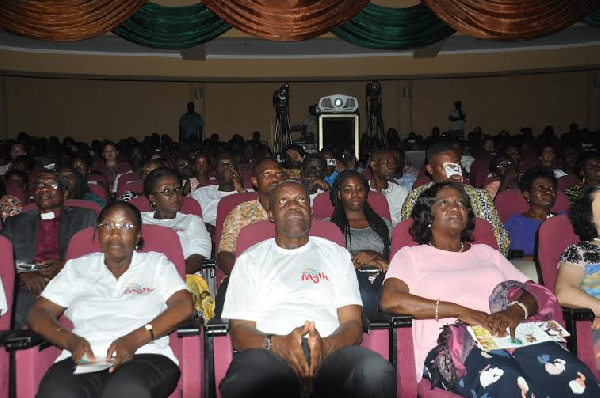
[301,267,329,284]
[123,282,155,295]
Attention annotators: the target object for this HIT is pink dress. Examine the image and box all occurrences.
[385,244,529,381]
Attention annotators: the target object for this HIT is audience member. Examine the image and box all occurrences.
[565,152,600,204]
[448,100,466,139]
[321,149,342,186]
[369,149,410,227]
[118,160,164,202]
[391,147,417,192]
[328,170,392,321]
[0,141,27,175]
[556,184,600,371]
[300,153,330,206]
[93,141,130,193]
[113,146,147,194]
[179,101,203,143]
[57,165,106,207]
[220,180,394,397]
[401,140,509,255]
[485,154,520,199]
[283,144,305,179]
[30,201,193,398]
[142,169,211,274]
[192,152,249,230]
[0,169,27,221]
[381,181,599,397]
[505,167,558,257]
[185,151,213,194]
[2,171,97,328]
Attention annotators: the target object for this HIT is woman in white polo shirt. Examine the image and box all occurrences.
[141,168,211,275]
[29,201,193,398]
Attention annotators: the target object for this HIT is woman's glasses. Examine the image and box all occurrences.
[97,221,137,232]
[152,187,183,197]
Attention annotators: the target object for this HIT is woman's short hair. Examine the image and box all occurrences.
[410,181,475,244]
[518,166,557,193]
[5,169,28,187]
[143,169,181,197]
[96,201,144,249]
[569,184,600,241]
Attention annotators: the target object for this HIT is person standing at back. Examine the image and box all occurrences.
[179,101,203,143]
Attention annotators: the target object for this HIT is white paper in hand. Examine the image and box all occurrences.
[73,359,114,375]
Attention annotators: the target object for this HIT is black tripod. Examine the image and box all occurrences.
[366,81,387,148]
[273,84,291,161]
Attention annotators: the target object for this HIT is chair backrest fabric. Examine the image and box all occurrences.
[22,199,102,215]
[557,174,580,193]
[214,192,259,248]
[87,183,108,204]
[495,189,570,224]
[128,196,202,218]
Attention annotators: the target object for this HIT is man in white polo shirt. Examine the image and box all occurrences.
[220,180,394,398]
[369,149,409,227]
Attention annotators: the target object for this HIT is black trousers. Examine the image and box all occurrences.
[214,276,229,318]
[220,346,395,398]
[36,354,180,398]
[15,285,35,329]
[356,270,385,321]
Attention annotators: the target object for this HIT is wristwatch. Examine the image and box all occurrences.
[144,323,155,341]
[263,334,274,351]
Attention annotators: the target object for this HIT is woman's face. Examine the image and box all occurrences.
[524,177,557,209]
[430,186,468,233]
[58,168,77,196]
[140,163,160,182]
[71,158,89,178]
[103,144,117,162]
[539,147,556,165]
[6,174,25,189]
[338,175,366,213]
[582,157,600,183]
[194,155,209,176]
[98,206,140,261]
[149,175,182,215]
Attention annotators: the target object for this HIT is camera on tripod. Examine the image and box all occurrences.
[366,80,381,99]
[273,83,290,114]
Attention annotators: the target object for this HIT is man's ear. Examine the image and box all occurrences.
[268,209,274,223]
[426,164,433,177]
[251,177,258,190]
[523,191,531,203]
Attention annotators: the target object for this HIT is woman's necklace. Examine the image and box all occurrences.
[429,241,464,253]
[527,209,553,221]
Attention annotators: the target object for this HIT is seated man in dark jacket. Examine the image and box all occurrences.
[2,171,97,328]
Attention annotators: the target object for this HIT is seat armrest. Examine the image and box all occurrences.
[176,316,204,337]
[367,313,412,331]
[0,329,48,351]
[561,306,595,322]
[206,317,229,337]
[201,258,216,277]
[391,314,412,328]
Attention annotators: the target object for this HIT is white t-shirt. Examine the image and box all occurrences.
[0,277,7,315]
[141,212,211,259]
[42,251,188,365]
[379,181,409,227]
[449,109,466,131]
[192,185,253,226]
[222,237,362,337]
[309,189,325,206]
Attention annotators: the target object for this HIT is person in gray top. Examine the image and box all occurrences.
[328,170,392,320]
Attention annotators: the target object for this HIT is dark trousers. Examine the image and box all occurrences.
[214,276,229,318]
[15,285,35,329]
[432,342,600,397]
[356,270,384,321]
[37,354,180,398]
[220,346,395,398]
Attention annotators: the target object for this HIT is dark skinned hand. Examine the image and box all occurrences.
[487,305,526,340]
[271,322,310,379]
[19,272,48,297]
[66,333,95,364]
[456,306,492,328]
[37,259,65,279]
[106,333,142,373]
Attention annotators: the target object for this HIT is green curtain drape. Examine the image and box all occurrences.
[583,7,600,27]
[332,3,455,50]
[112,1,231,50]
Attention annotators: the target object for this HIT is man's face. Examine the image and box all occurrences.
[103,144,117,162]
[269,182,311,239]
[302,159,325,181]
[10,144,25,160]
[216,156,236,182]
[370,151,397,181]
[34,173,66,212]
[426,150,463,183]
[129,147,146,168]
[252,160,283,196]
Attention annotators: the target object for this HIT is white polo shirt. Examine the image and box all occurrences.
[222,237,362,337]
[192,185,254,226]
[42,251,188,365]
[379,181,409,227]
[141,212,211,259]
[0,277,7,315]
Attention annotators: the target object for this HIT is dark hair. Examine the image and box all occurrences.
[96,201,144,249]
[489,154,510,174]
[143,168,181,197]
[301,153,327,178]
[69,152,92,167]
[192,150,211,164]
[102,141,117,152]
[329,170,390,259]
[410,181,475,244]
[252,157,280,178]
[12,155,34,172]
[537,144,555,157]
[4,169,28,187]
[285,144,306,158]
[518,166,557,193]
[574,151,600,179]
[58,165,88,199]
[569,184,600,241]
[426,140,458,163]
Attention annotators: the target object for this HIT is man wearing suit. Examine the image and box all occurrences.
[2,171,97,328]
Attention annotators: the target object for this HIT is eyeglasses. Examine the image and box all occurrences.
[152,186,183,197]
[97,221,137,232]
[34,182,59,190]
[531,185,557,192]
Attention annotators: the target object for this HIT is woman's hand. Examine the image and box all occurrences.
[106,333,143,372]
[456,306,491,327]
[487,305,525,340]
[66,333,95,363]
[19,272,48,297]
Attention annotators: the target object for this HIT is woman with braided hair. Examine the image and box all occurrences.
[328,169,392,320]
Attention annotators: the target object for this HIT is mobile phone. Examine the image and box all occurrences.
[442,162,462,179]
[358,265,381,274]
[16,261,45,271]
[326,159,337,166]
